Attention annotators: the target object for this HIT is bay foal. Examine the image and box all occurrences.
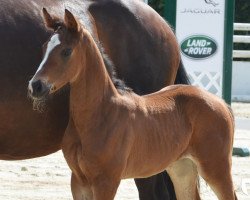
[29,10,237,200]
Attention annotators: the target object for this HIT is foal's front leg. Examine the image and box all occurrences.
[92,177,120,200]
[71,173,93,200]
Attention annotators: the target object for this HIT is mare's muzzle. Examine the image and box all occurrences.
[28,79,50,99]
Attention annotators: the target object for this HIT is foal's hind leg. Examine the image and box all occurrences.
[197,158,236,200]
[166,158,200,200]
[71,173,93,200]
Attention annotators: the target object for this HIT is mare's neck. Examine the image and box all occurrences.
[70,31,118,129]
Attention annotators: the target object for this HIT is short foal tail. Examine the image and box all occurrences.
[174,59,190,85]
[234,192,238,200]
[228,103,238,200]
[227,105,235,132]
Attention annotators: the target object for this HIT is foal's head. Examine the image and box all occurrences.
[28,9,86,99]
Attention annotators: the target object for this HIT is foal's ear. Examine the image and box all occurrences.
[42,8,60,31]
[64,9,79,32]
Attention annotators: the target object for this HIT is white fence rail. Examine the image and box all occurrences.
[234,23,250,31]
[233,23,250,58]
[232,23,250,102]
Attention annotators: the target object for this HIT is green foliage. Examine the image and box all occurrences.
[148,0,165,16]
[235,0,250,23]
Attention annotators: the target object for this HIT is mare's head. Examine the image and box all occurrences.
[28,9,85,99]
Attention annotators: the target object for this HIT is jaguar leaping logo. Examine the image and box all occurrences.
[205,0,219,7]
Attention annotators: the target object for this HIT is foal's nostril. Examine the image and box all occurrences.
[30,79,49,98]
[32,80,43,94]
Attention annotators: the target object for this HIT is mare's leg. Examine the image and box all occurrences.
[92,177,120,200]
[166,158,200,200]
[71,173,93,200]
[197,157,236,200]
[134,172,176,200]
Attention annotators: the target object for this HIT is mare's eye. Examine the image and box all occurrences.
[61,48,72,58]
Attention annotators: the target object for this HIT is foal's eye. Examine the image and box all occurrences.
[61,48,72,58]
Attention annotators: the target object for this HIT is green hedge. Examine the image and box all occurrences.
[235,0,250,23]
[148,0,165,16]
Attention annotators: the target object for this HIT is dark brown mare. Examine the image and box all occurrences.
[29,10,237,200]
[0,0,188,199]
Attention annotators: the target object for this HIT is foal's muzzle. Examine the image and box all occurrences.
[28,79,50,99]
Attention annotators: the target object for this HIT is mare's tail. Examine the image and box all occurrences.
[174,59,190,85]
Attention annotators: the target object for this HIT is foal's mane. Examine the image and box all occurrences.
[95,42,131,93]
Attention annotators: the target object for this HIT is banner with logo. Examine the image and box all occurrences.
[175,0,225,96]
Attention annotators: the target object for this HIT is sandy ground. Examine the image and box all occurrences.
[0,103,249,200]
[232,102,250,119]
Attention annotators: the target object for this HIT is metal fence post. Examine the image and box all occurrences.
[223,0,235,105]
[164,0,177,31]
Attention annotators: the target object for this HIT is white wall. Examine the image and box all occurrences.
[232,61,250,102]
